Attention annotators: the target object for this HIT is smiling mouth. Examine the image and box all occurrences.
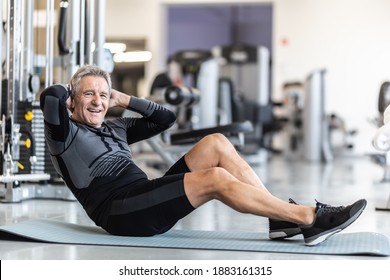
[88,108,102,113]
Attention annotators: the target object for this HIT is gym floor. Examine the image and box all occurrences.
[0,154,390,260]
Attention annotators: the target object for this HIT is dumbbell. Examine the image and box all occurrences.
[164,86,200,107]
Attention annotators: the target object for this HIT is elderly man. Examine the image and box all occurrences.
[40,64,366,246]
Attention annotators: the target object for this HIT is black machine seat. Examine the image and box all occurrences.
[169,120,253,148]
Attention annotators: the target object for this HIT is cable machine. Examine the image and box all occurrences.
[0,0,111,202]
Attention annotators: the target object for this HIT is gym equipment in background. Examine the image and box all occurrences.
[0,0,110,202]
[280,71,357,163]
[370,81,390,211]
[212,45,284,164]
[303,69,333,162]
[131,85,254,176]
[370,81,390,183]
[161,45,284,165]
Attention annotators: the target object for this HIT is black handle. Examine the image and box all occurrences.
[57,0,70,55]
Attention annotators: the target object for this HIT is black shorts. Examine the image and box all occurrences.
[104,156,195,236]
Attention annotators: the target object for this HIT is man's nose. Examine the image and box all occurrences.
[91,95,102,105]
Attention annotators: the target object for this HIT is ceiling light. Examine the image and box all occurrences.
[103,43,127,54]
[113,51,152,63]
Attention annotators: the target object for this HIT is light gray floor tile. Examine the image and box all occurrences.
[0,155,389,260]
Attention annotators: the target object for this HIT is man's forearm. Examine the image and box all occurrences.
[110,89,131,108]
[116,93,131,108]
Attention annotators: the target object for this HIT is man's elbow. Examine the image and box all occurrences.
[167,111,177,127]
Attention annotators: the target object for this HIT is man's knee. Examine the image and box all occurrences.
[203,167,234,193]
[184,167,233,207]
[205,166,228,178]
[207,133,228,143]
[202,133,231,149]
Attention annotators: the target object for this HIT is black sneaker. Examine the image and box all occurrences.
[300,199,367,246]
[269,198,301,239]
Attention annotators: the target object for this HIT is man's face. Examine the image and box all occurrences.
[70,76,110,128]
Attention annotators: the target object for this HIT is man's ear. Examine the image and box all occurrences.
[70,97,75,112]
[66,93,75,113]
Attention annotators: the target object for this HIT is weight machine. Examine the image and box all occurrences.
[371,81,390,211]
[212,44,285,164]
[0,0,111,202]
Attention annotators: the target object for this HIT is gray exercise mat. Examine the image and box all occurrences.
[0,219,389,256]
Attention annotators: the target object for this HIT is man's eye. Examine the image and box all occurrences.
[101,94,108,99]
[84,92,93,96]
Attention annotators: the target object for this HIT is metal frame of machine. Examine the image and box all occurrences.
[0,0,109,202]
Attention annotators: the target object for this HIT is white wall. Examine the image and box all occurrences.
[106,0,390,155]
[275,0,390,155]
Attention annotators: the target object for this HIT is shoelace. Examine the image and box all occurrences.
[288,198,297,205]
[315,200,345,213]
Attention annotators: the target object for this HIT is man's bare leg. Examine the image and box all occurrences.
[184,133,265,189]
[182,134,315,225]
